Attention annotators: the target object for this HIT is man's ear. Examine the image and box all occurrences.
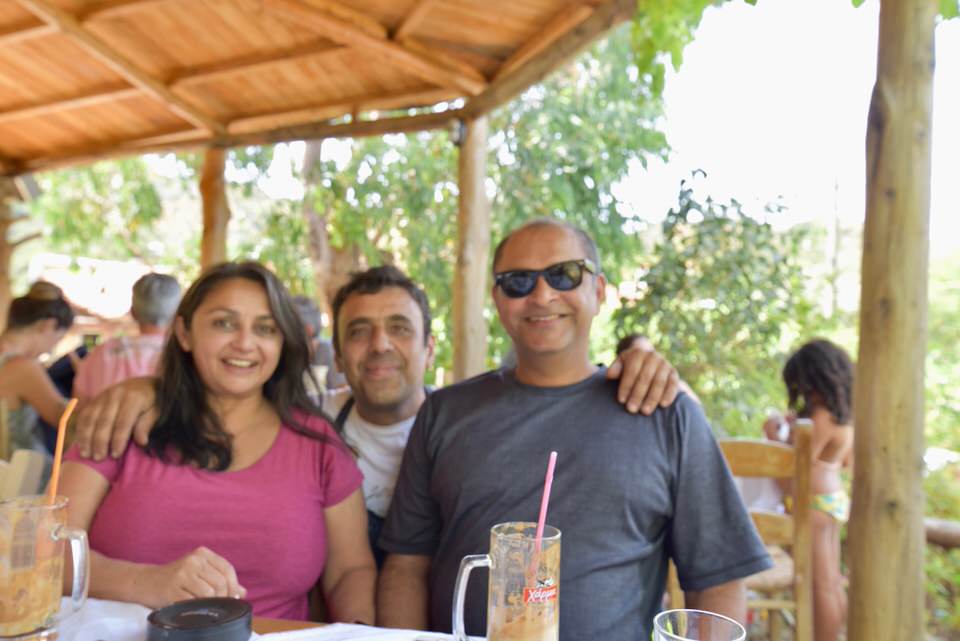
[173,316,191,352]
[425,335,437,370]
[595,273,607,306]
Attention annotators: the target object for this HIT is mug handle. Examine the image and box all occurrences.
[452,554,490,641]
[53,525,89,617]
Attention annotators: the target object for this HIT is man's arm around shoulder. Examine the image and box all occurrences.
[685,579,747,625]
[377,553,432,629]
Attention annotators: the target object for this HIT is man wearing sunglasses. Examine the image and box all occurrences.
[378,219,771,641]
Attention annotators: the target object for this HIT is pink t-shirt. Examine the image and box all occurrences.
[64,413,362,620]
[73,335,166,400]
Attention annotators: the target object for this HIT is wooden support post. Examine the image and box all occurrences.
[847,1,935,640]
[199,148,230,269]
[453,117,490,382]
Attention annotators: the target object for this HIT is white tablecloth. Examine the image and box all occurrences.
[55,598,467,641]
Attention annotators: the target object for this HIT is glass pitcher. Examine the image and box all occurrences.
[453,521,560,641]
[0,495,89,640]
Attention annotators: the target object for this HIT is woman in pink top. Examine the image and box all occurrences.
[60,262,375,623]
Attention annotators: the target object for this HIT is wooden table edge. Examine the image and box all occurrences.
[253,616,325,633]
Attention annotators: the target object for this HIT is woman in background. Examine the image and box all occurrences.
[60,262,374,622]
[0,281,72,456]
[764,338,854,641]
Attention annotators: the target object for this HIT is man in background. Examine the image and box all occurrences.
[292,295,347,394]
[73,273,180,400]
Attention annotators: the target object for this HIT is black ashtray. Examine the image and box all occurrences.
[147,597,253,641]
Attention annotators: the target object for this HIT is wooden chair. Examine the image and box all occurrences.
[719,423,813,641]
[0,449,48,499]
[0,398,9,461]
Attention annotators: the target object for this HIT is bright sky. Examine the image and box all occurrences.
[616,0,960,261]
[252,0,959,260]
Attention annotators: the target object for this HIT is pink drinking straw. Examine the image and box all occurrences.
[534,450,558,553]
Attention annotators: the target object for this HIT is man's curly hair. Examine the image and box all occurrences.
[782,338,854,425]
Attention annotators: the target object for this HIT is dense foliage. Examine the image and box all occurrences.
[612,173,822,435]
[307,26,663,373]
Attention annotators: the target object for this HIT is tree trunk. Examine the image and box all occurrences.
[453,117,491,382]
[0,177,21,331]
[300,140,363,325]
[200,147,230,269]
[848,2,934,640]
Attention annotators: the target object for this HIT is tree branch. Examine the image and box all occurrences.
[11,231,42,248]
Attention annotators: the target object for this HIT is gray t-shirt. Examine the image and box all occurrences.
[380,367,771,641]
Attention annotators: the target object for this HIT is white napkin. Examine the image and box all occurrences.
[57,597,150,641]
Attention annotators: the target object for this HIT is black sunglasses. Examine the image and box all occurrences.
[494,259,597,299]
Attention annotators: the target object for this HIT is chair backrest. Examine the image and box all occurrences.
[719,423,813,641]
[0,449,48,499]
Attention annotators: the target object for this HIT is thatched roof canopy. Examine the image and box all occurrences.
[0,0,633,175]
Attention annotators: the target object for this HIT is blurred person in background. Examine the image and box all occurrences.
[763,338,854,641]
[36,343,87,453]
[73,273,182,400]
[292,295,347,394]
[0,281,74,457]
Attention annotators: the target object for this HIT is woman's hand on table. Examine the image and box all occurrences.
[134,547,246,608]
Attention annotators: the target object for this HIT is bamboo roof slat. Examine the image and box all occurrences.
[0,0,632,174]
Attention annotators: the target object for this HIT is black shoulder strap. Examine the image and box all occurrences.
[334,396,355,433]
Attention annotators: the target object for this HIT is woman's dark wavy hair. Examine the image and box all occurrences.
[6,281,74,330]
[782,338,854,425]
[146,261,335,470]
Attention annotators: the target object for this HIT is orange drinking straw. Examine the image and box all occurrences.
[46,398,78,503]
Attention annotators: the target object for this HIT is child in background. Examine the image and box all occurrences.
[764,339,854,641]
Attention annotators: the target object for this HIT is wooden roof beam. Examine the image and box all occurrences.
[0,155,21,177]
[20,109,463,174]
[227,87,459,134]
[0,85,140,125]
[0,19,54,45]
[0,0,165,45]
[168,41,344,88]
[79,0,173,22]
[495,2,595,79]
[463,0,633,119]
[0,42,344,125]
[264,0,487,96]
[15,0,224,134]
[393,0,438,41]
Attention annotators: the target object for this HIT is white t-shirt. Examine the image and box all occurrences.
[322,388,416,518]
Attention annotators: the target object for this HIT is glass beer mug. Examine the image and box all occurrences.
[452,522,560,641]
[0,495,89,640]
